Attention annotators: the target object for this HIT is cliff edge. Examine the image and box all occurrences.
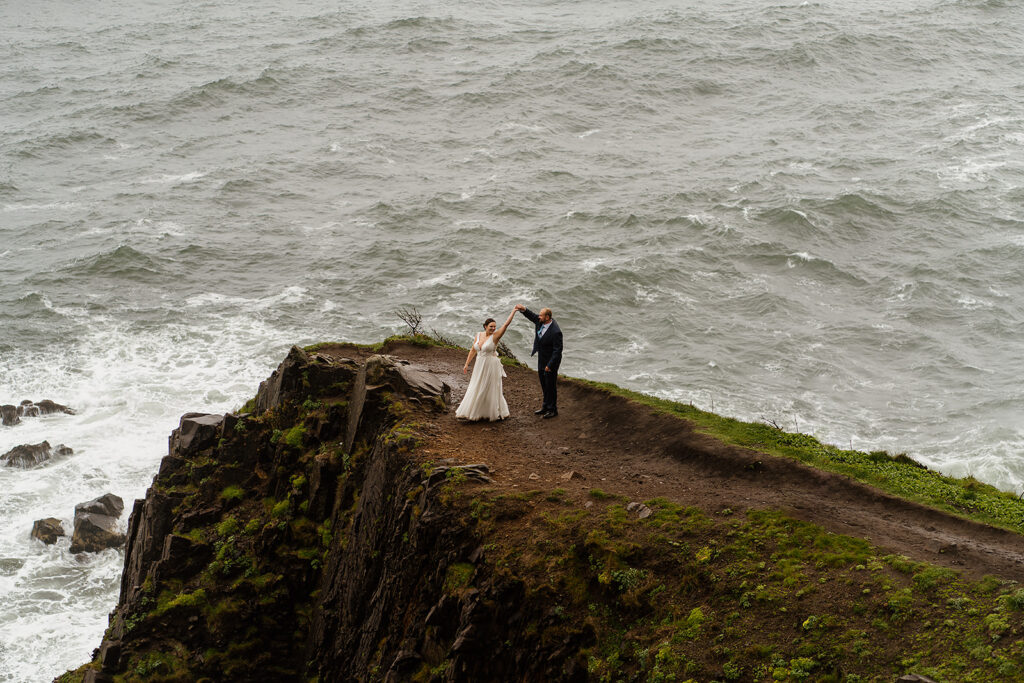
[60,341,1024,682]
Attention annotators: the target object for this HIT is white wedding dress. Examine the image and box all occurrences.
[456,333,509,421]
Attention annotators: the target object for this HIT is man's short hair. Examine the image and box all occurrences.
[540,307,552,317]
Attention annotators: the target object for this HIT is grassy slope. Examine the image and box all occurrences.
[450,486,1024,683]
[575,378,1024,536]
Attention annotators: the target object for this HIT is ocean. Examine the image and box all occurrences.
[3,0,1024,678]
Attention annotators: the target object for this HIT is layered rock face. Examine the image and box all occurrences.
[68,346,581,682]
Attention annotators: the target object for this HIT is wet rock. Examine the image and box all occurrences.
[75,493,125,519]
[1,441,73,468]
[30,518,66,545]
[71,493,126,554]
[1,399,75,426]
[0,405,19,426]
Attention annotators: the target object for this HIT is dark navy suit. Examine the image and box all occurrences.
[521,308,563,413]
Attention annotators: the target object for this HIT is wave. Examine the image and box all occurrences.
[60,245,168,282]
[10,130,117,159]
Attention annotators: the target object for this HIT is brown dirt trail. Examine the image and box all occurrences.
[331,341,1024,582]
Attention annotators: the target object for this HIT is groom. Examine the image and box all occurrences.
[515,304,562,418]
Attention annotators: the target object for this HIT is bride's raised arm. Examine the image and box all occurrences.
[491,308,517,345]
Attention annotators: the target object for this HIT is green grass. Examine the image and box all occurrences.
[457,490,1024,683]
[576,378,1024,534]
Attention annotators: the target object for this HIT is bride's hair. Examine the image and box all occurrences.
[482,318,496,328]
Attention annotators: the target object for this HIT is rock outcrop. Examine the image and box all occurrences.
[1,441,72,468]
[1,399,75,426]
[70,494,125,554]
[31,518,66,545]
[65,346,593,682]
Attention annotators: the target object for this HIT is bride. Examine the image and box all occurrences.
[456,308,517,421]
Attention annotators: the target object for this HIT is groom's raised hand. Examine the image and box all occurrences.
[514,304,525,312]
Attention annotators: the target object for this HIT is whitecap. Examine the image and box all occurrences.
[2,202,77,212]
[634,285,656,303]
[577,129,600,138]
[956,294,992,310]
[139,171,206,185]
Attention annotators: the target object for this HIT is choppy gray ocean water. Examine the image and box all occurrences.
[2,0,1024,678]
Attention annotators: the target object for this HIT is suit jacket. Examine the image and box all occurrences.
[522,308,563,372]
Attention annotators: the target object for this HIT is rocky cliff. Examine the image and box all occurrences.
[59,341,1024,683]
[62,344,589,682]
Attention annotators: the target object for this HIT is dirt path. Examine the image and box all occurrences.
[334,342,1024,581]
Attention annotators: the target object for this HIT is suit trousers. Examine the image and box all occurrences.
[538,355,557,411]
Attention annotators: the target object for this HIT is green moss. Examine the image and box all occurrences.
[217,516,240,537]
[283,424,305,449]
[443,562,475,593]
[220,485,245,503]
[152,588,208,617]
[270,499,290,519]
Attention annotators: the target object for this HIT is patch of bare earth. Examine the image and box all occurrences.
[323,341,1024,581]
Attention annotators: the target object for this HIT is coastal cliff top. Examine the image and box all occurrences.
[320,338,1024,581]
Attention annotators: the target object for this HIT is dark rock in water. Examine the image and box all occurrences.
[1,440,73,468]
[71,493,126,554]
[75,493,125,519]
[32,399,75,416]
[31,517,66,545]
[0,404,19,426]
[0,399,75,426]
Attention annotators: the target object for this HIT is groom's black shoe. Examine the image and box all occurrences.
[534,408,549,415]
[542,410,558,419]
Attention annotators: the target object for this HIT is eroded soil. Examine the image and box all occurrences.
[323,341,1024,582]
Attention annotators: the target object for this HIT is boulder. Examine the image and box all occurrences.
[0,405,19,426]
[169,413,225,456]
[30,518,66,545]
[1,400,75,426]
[75,493,125,519]
[31,399,75,416]
[1,441,73,468]
[71,493,126,554]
